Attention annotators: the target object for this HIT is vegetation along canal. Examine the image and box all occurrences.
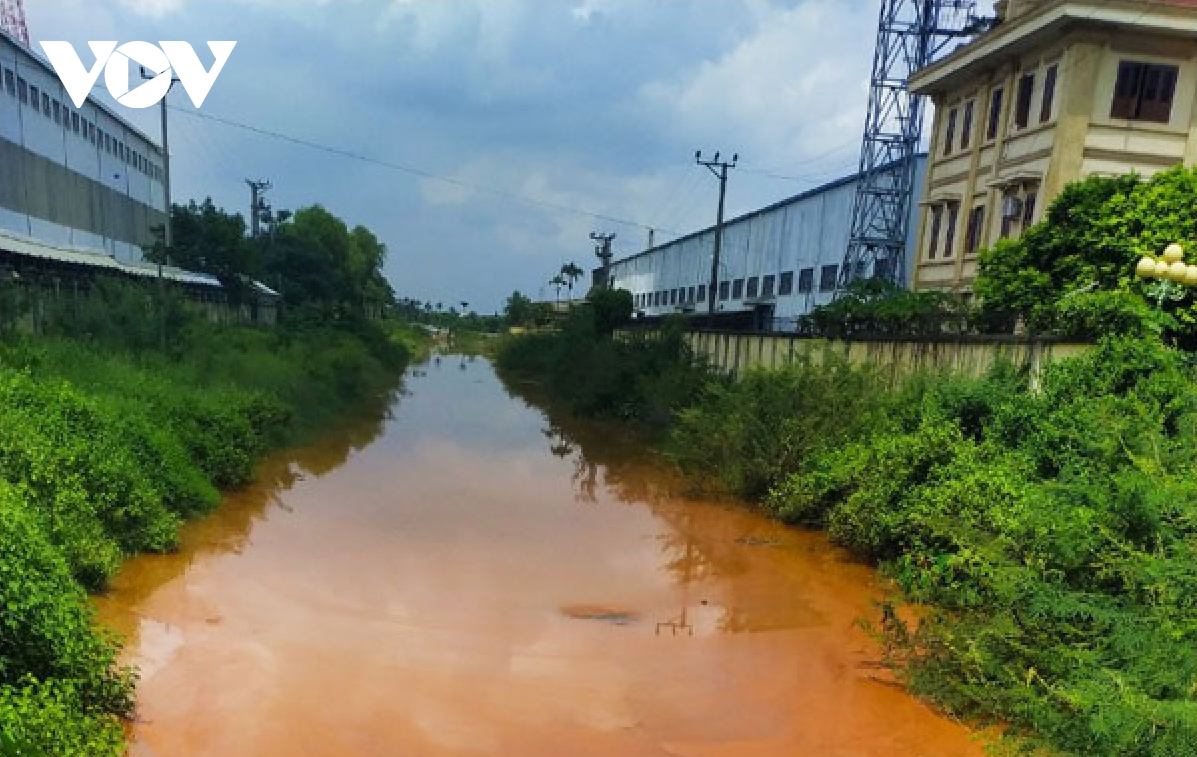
[96,355,983,756]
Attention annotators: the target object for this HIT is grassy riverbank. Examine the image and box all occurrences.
[0,318,420,756]
[497,306,1197,757]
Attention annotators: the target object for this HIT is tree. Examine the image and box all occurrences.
[549,274,567,306]
[155,199,257,300]
[586,287,633,336]
[973,167,1197,341]
[505,291,534,326]
[260,205,396,321]
[560,262,585,301]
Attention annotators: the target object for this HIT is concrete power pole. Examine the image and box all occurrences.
[696,151,737,317]
[141,66,180,352]
[246,179,272,238]
[590,232,616,289]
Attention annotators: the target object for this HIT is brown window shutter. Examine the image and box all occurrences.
[1040,65,1057,123]
[966,206,985,255]
[987,88,1003,140]
[944,108,957,155]
[928,206,943,260]
[944,204,959,258]
[1015,73,1035,129]
[961,100,974,150]
[1111,61,1141,119]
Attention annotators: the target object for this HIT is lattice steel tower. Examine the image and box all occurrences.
[840,0,981,288]
[0,0,29,47]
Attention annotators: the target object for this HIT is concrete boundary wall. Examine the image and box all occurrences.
[678,331,1092,384]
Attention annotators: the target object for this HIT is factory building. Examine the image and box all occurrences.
[0,29,280,324]
[608,156,927,326]
[1,28,167,262]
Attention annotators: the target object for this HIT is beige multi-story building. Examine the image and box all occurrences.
[910,0,1197,292]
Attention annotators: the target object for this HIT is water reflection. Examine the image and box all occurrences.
[94,387,401,646]
[101,357,984,757]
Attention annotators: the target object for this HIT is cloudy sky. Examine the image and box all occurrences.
[32,0,889,312]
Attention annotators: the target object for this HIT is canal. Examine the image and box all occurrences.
[97,355,984,756]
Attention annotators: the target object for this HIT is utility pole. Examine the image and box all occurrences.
[246,179,272,238]
[142,66,180,352]
[590,232,616,289]
[696,150,737,317]
[647,227,655,251]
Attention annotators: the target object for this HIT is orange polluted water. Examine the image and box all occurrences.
[96,356,985,757]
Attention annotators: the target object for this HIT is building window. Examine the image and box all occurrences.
[778,272,794,296]
[965,205,986,255]
[732,279,744,299]
[3,69,14,97]
[927,205,944,260]
[41,92,49,116]
[1014,72,1035,129]
[943,107,957,155]
[16,76,27,104]
[52,99,60,124]
[687,286,696,302]
[1023,192,1037,227]
[697,284,707,302]
[671,289,679,305]
[1040,64,1058,123]
[71,112,80,133]
[762,275,775,297]
[718,281,730,301]
[89,123,97,145]
[944,204,959,258]
[819,265,838,292]
[798,268,814,294]
[746,276,759,298]
[960,100,974,150]
[987,88,1003,140]
[28,84,38,107]
[1111,60,1179,123]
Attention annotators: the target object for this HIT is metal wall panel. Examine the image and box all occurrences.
[610,158,927,324]
[0,35,166,260]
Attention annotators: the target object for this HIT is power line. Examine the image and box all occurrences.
[167,105,677,235]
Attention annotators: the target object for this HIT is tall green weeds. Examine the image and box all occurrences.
[0,315,415,756]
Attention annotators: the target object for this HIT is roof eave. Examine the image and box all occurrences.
[911,0,1197,97]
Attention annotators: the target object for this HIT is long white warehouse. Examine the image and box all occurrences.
[1,27,166,263]
[609,156,927,324]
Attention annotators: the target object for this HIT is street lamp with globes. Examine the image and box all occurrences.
[1136,243,1197,308]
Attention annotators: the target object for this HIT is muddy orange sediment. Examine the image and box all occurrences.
[95,357,986,757]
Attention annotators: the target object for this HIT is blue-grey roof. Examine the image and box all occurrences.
[611,154,928,268]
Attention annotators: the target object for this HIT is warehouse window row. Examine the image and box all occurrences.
[3,65,164,183]
[630,264,839,310]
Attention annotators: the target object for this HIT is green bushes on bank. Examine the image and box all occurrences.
[502,309,1197,756]
[496,290,708,425]
[0,316,415,757]
[679,338,1197,757]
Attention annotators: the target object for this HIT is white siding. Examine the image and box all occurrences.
[0,32,166,260]
[610,157,927,323]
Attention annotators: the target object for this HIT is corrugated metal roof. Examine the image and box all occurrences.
[0,228,222,287]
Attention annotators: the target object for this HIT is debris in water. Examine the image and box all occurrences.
[560,605,640,625]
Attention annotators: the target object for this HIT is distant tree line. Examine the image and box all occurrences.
[147,199,396,323]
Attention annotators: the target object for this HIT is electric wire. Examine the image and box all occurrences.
[167,104,679,235]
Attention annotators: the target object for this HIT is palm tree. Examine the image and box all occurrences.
[549,274,567,307]
[560,262,585,303]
